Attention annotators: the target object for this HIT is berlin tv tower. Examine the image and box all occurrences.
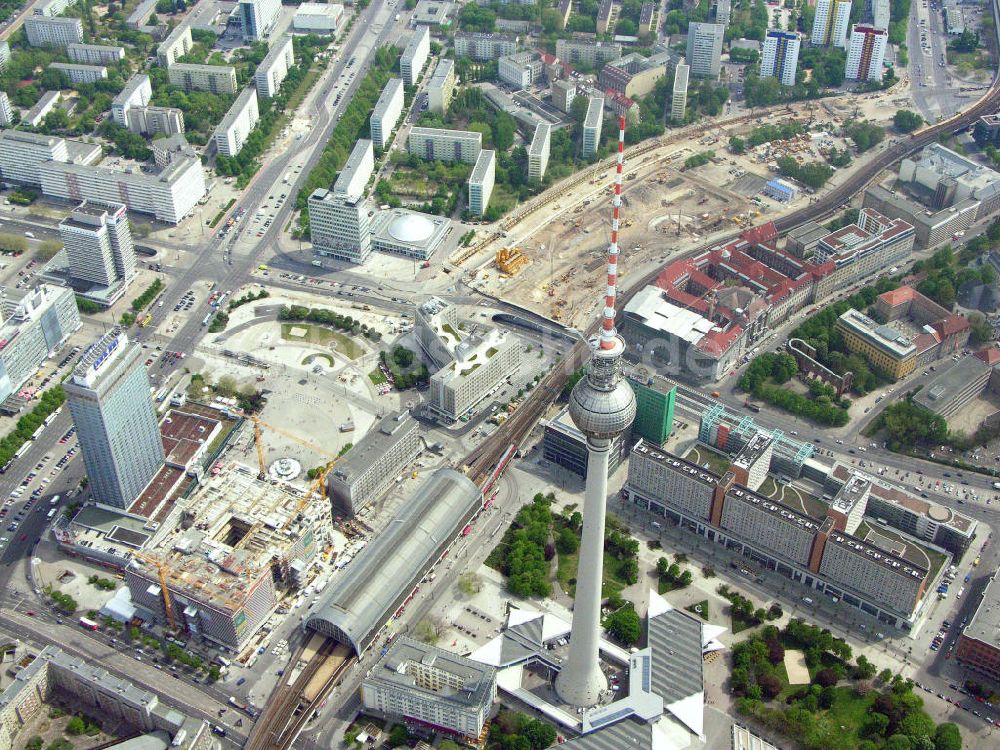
[554,116,637,708]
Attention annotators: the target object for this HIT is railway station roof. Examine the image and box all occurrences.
[306,469,482,654]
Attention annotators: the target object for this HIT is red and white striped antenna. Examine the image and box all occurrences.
[599,115,626,351]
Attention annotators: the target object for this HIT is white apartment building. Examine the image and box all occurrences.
[127,106,185,136]
[308,188,372,263]
[0,284,81,403]
[156,23,192,66]
[254,34,294,98]
[40,154,206,224]
[0,92,12,127]
[0,41,9,72]
[292,2,343,33]
[671,60,689,120]
[67,43,125,65]
[498,51,543,89]
[427,58,457,114]
[454,31,517,61]
[408,126,482,164]
[334,139,374,198]
[33,0,73,16]
[58,201,136,290]
[582,96,603,158]
[113,74,153,127]
[168,63,238,94]
[527,122,551,182]
[0,130,69,185]
[370,78,404,149]
[127,0,157,29]
[327,411,420,517]
[24,16,83,47]
[213,88,260,158]
[555,38,623,66]
[811,0,852,46]
[845,24,887,80]
[686,22,724,78]
[468,149,495,215]
[628,444,719,522]
[761,30,800,85]
[240,0,280,42]
[400,25,430,86]
[361,639,497,743]
[49,62,108,84]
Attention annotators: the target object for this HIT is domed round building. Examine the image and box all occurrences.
[370,207,452,260]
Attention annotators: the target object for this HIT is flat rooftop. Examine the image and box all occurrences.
[725,485,821,533]
[161,409,220,466]
[470,149,495,184]
[632,440,720,487]
[584,96,603,128]
[836,309,916,359]
[913,355,991,412]
[329,411,414,485]
[826,529,928,581]
[963,571,1000,650]
[127,464,185,521]
[372,78,404,119]
[733,433,772,469]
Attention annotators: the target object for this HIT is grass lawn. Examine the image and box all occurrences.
[368,369,387,385]
[556,548,627,599]
[731,611,760,635]
[685,600,709,621]
[280,323,363,359]
[817,687,877,748]
[302,353,335,366]
[684,445,732,475]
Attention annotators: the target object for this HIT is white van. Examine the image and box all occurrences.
[46,509,56,519]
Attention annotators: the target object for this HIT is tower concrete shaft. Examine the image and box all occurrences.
[556,116,635,708]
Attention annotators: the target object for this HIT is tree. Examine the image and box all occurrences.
[619,558,639,585]
[863,712,891,739]
[26,737,43,750]
[556,527,579,554]
[885,734,913,750]
[933,723,962,750]
[37,239,62,261]
[814,668,838,688]
[899,712,936,743]
[66,716,87,735]
[969,313,992,346]
[894,109,923,132]
[387,724,410,747]
[605,606,641,645]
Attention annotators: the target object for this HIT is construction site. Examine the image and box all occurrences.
[124,461,337,654]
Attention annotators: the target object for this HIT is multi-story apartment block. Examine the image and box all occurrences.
[596,0,614,32]
[67,43,125,65]
[813,208,915,287]
[34,0,73,16]
[418,297,522,421]
[498,51,544,89]
[334,139,374,197]
[327,411,420,516]
[156,23,192,66]
[686,22,725,78]
[671,60,689,120]
[308,188,372,264]
[168,63,237,94]
[639,2,658,34]
[24,16,83,47]
[127,0,157,29]
[468,149,495,215]
[66,328,165,509]
[811,0,852,46]
[527,122,551,182]
[761,30,800,85]
[40,151,205,224]
[552,78,576,112]
[0,92,12,127]
[213,88,259,158]
[254,34,294,98]
[835,308,917,379]
[362,639,497,743]
[0,41,9,73]
[716,0,731,24]
[58,201,136,291]
[624,440,930,628]
[0,285,81,404]
[48,62,107,83]
[454,31,518,61]
[427,58,457,114]
[408,126,483,164]
[956,572,1000,681]
[0,130,69,185]
[555,39,622,66]
[127,105,185,136]
[400,26,430,86]
[598,52,668,98]
[239,0,280,41]
[370,78,405,149]
[112,73,153,127]
[845,24,887,80]
[581,96,603,158]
